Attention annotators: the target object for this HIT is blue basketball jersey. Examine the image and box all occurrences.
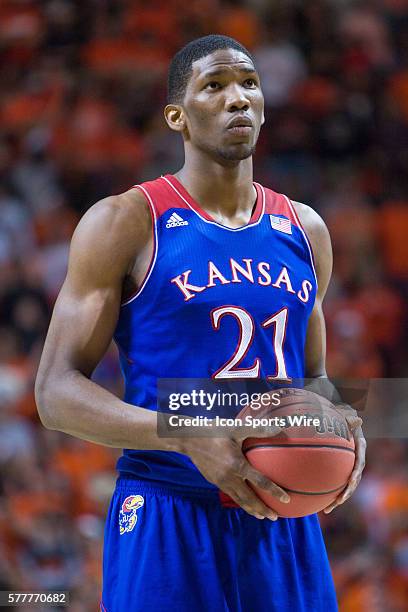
[114,174,317,488]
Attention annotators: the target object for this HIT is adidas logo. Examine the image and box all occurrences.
[166,212,189,228]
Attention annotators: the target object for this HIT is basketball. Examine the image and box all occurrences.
[240,389,355,518]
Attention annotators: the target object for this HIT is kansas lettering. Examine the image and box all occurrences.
[171,258,314,303]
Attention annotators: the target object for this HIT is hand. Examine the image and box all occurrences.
[182,433,290,521]
[323,410,366,514]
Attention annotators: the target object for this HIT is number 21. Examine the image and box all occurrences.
[211,306,290,381]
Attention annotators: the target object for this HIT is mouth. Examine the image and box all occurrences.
[227,116,253,129]
[227,126,252,136]
[226,116,253,137]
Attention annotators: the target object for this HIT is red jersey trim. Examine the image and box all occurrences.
[263,188,298,225]
[150,176,191,218]
[121,184,158,307]
[262,187,317,286]
[162,174,265,231]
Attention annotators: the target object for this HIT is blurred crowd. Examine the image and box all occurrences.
[0,0,407,610]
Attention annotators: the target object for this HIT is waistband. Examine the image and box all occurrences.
[115,475,237,507]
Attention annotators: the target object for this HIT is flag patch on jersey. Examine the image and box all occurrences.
[166,212,189,228]
[270,215,292,235]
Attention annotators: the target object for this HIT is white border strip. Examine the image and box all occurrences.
[162,175,265,231]
[121,185,158,307]
[284,195,318,286]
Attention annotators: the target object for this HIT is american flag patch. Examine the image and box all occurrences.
[270,215,292,234]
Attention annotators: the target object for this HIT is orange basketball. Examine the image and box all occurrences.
[240,388,355,518]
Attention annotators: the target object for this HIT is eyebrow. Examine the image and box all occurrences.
[201,66,258,79]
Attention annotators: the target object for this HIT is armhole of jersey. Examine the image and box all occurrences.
[283,195,318,288]
[121,184,158,307]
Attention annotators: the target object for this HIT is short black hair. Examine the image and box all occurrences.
[167,34,255,104]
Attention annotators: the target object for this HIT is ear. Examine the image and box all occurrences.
[164,104,187,133]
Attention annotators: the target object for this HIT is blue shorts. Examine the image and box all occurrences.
[101,477,338,612]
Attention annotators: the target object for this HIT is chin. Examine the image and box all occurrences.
[217,144,256,162]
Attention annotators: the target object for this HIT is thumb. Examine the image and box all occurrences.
[234,421,282,442]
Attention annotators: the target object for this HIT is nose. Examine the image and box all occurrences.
[225,83,250,112]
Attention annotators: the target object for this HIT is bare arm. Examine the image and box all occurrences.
[293,201,332,379]
[35,189,178,452]
[294,200,366,511]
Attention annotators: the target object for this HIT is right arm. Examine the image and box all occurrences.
[35,190,170,450]
[35,189,287,519]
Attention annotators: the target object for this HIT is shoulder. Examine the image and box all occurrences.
[262,185,331,250]
[69,187,152,278]
[291,200,331,250]
[291,200,333,297]
[78,187,151,239]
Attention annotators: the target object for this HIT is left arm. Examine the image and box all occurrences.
[294,201,366,513]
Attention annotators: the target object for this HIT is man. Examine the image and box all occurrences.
[35,35,366,611]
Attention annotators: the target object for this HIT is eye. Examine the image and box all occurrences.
[244,78,257,88]
[205,81,221,90]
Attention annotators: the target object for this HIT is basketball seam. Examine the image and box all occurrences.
[281,483,348,496]
[243,443,355,452]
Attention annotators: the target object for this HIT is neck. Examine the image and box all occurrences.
[175,147,255,221]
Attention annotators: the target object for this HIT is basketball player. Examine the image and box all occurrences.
[35,35,366,611]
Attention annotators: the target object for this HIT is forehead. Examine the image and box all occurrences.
[190,49,256,80]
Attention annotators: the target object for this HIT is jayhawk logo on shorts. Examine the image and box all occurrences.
[119,495,144,535]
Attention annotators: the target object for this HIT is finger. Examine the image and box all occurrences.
[224,491,265,519]
[350,462,364,483]
[323,501,338,514]
[323,493,347,514]
[323,472,361,513]
[242,464,290,503]
[253,427,283,439]
[350,428,366,473]
[324,445,365,515]
[336,405,362,431]
[355,435,367,455]
[353,441,366,472]
[236,482,280,520]
[345,414,363,432]
[352,455,365,477]
[337,478,359,504]
[324,421,365,514]
[336,403,357,417]
[323,475,361,513]
[350,452,365,478]
[224,482,279,521]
